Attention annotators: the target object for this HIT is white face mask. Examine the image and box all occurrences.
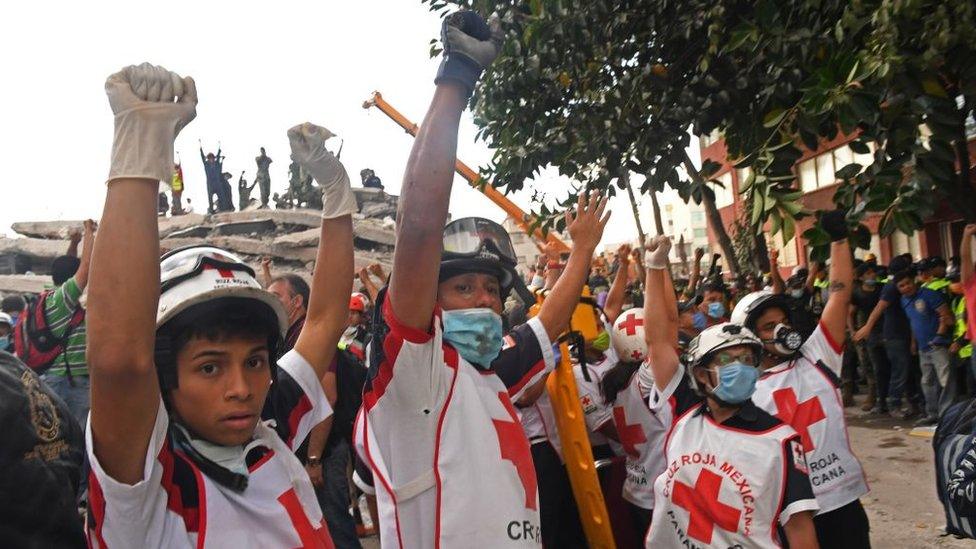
[174,423,259,477]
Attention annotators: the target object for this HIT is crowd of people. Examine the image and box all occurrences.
[5,9,976,549]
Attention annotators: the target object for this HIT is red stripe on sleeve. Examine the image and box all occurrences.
[286,394,313,448]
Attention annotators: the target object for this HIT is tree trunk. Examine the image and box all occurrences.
[622,170,648,248]
[681,151,741,277]
[753,231,770,273]
[649,190,666,236]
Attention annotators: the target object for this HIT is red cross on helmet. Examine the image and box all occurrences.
[611,307,647,363]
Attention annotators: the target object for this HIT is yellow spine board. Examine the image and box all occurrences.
[546,342,616,548]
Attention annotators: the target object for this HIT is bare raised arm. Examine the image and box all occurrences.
[644,236,680,390]
[604,244,632,323]
[768,248,785,294]
[88,63,197,484]
[388,84,468,331]
[534,192,610,341]
[962,224,976,285]
[389,11,502,331]
[288,123,357,380]
[818,212,854,344]
[73,219,96,291]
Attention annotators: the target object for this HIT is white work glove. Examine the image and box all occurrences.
[106,63,197,184]
[435,11,504,96]
[644,236,672,270]
[287,123,357,219]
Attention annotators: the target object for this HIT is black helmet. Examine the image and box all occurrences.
[440,218,519,291]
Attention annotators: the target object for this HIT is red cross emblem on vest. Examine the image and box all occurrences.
[672,469,741,544]
[202,263,235,278]
[613,406,646,459]
[491,392,538,510]
[618,312,644,336]
[772,387,826,451]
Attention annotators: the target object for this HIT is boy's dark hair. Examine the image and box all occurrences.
[270,274,310,309]
[2,294,26,313]
[855,263,877,278]
[155,298,283,391]
[892,269,916,284]
[50,256,81,287]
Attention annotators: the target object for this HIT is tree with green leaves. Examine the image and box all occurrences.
[422,0,974,266]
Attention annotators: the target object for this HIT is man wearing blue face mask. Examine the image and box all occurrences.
[692,279,729,331]
[643,236,819,549]
[732,210,869,548]
[354,11,611,547]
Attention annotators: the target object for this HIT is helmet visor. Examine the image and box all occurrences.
[160,246,255,293]
[442,218,517,266]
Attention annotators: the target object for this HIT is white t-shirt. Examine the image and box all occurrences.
[357,300,555,548]
[86,350,333,548]
[646,371,818,548]
[752,322,869,513]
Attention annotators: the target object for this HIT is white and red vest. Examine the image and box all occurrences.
[612,370,666,510]
[86,350,334,548]
[752,323,869,513]
[647,373,819,549]
[357,301,555,548]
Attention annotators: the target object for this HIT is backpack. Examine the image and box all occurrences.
[330,348,367,444]
[13,291,85,375]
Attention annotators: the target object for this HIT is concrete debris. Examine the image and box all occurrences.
[0,192,398,296]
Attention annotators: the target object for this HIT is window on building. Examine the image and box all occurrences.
[709,172,734,208]
[691,211,705,224]
[693,228,708,238]
[853,234,883,262]
[796,143,876,194]
[890,230,921,260]
[768,231,798,268]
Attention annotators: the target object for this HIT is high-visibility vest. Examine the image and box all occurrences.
[953,296,973,359]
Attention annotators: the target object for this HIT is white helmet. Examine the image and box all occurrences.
[684,323,763,375]
[611,307,647,363]
[730,290,791,329]
[158,246,287,333]
[155,246,288,390]
[0,312,11,327]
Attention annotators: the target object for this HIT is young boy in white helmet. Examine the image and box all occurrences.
[643,236,819,549]
[355,11,609,547]
[85,63,354,547]
[730,211,869,548]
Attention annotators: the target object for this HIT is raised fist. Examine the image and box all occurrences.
[645,235,672,270]
[436,11,504,95]
[287,123,357,219]
[106,63,197,184]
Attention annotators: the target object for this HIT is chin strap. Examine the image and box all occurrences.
[170,423,249,493]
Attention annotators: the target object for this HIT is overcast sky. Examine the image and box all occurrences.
[0,0,698,250]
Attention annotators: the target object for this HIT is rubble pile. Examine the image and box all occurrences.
[0,188,398,295]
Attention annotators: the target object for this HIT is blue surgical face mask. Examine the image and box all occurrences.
[693,311,707,331]
[441,308,504,367]
[709,362,759,404]
[0,335,8,349]
[707,301,726,319]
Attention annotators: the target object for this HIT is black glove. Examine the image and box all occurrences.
[819,209,849,242]
[435,11,503,96]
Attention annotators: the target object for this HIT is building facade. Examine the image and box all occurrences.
[698,128,976,276]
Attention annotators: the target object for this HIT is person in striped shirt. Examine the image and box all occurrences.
[40,219,95,427]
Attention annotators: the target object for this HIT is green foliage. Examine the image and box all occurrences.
[421,0,975,256]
